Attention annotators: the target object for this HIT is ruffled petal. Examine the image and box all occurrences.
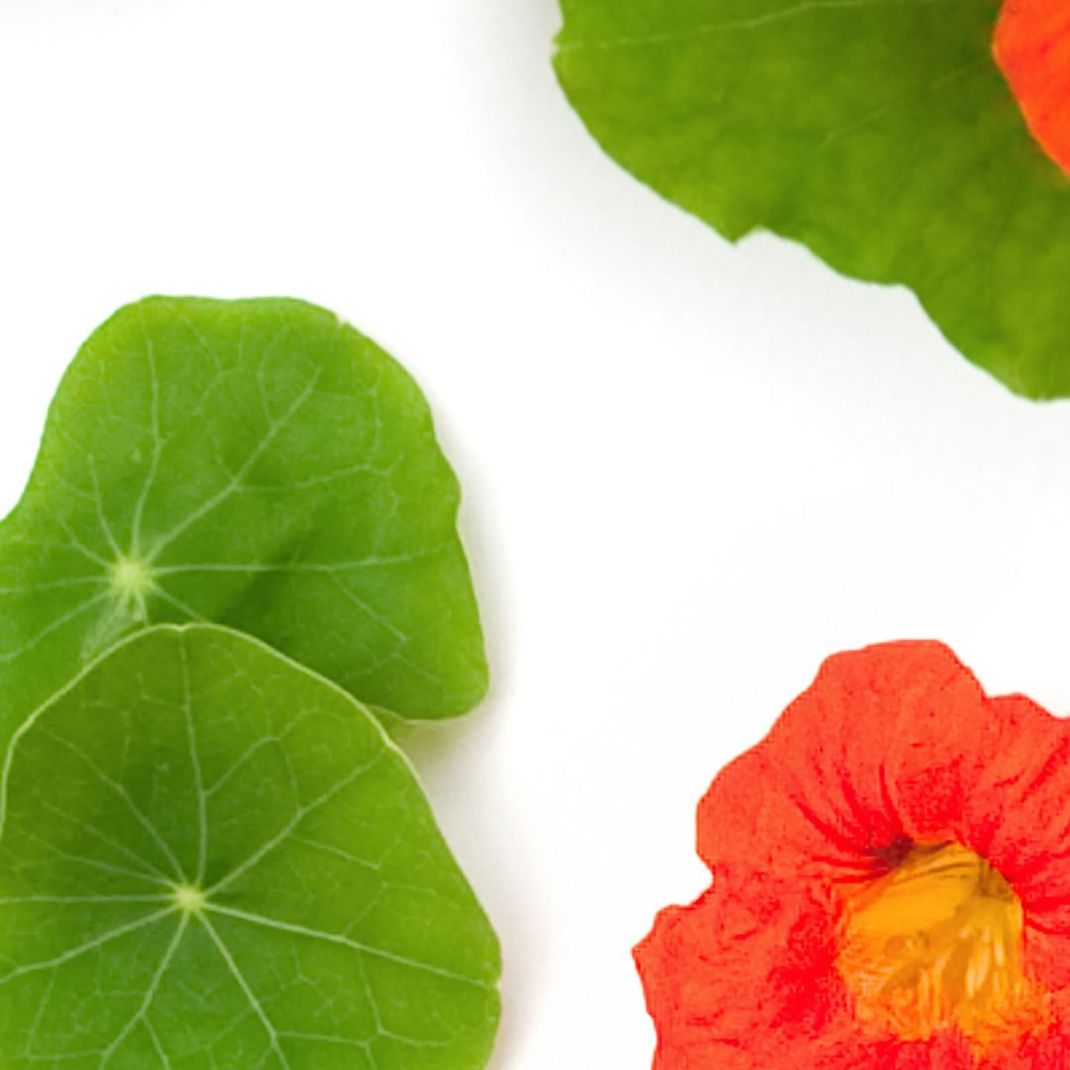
[636,881,851,1069]
[698,642,996,889]
[976,1026,1070,1070]
[966,695,1070,912]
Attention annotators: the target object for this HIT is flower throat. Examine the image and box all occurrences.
[835,842,1049,1050]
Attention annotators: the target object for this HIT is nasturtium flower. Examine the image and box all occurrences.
[636,642,1070,1068]
[555,1,1070,398]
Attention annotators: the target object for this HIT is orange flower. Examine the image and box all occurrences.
[636,642,1070,1068]
[995,0,1070,174]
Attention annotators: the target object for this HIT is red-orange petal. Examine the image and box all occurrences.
[697,641,998,888]
[995,0,1070,175]
[640,643,1070,1068]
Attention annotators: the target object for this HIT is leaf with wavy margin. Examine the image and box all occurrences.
[555,0,1070,398]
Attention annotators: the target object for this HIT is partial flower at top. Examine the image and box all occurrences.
[556,0,1070,399]
[995,0,1070,173]
[636,642,1070,1068]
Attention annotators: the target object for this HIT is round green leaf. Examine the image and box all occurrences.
[554,0,1070,398]
[0,623,500,1068]
[0,296,487,747]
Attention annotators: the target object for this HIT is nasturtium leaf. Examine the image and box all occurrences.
[0,296,487,748]
[0,623,501,1069]
[554,0,1070,399]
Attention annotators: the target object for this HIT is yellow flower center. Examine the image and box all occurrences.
[835,842,1050,1050]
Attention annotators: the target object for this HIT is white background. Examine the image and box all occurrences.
[3,2,1070,1066]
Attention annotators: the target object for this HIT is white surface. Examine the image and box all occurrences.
[3,2,1070,1066]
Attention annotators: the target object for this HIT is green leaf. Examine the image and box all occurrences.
[554,0,1070,399]
[0,623,500,1069]
[0,296,487,748]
